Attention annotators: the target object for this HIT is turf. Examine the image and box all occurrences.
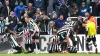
[0,53,100,56]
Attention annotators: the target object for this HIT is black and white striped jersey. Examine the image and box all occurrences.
[57,25,71,40]
[19,29,33,44]
[6,33,20,48]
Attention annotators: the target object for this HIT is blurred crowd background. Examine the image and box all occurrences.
[0,0,100,35]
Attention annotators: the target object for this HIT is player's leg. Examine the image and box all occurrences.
[58,33,66,53]
[61,41,65,53]
[70,33,77,47]
[28,44,34,53]
[92,35,97,47]
[35,33,40,52]
[33,32,40,53]
[25,44,30,53]
[14,46,23,53]
[86,36,92,52]
[92,35,98,53]
[9,34,23,53]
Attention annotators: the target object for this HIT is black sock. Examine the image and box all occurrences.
[61,42,65,51]
[36,42,40,50]
[33,43,36,50]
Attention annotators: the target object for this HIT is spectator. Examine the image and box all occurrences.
[33,13,42,22]
[48,21,56,35]
[34,0,44,10]
[36,8,42,15]
[91,0,100,16]
[59,2,68,19]
[51,13,58,22]
[55,15,66,29]
[14,1,25,19]
[9,0,19,11]
[79,2,90,17]
[53,0,60,11]
[20,13,27,28]
[5,11,19,31]
[21,6,28,17]
[27,3,36,16]
[14,21,24,32]
[67,0,76,6]
[76,0,86,7]
[37,13,50,34]
[69,3,79,17]
[1,0,11,18]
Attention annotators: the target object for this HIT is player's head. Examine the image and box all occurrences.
[84,19,90,24]
[27,11,33,18]
[85,12,90,19]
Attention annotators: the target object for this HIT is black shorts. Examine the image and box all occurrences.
[86,35,96,43]
[29,31,40,39]
[25,44,33,50]
[32,34,40,39]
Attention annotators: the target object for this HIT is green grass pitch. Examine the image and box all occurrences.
[0,53,100,56]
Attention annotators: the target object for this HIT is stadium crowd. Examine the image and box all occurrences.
[0,0,99,54]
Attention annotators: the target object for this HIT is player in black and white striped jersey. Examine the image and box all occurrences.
[1,32,23,53]
[47,29,60,53]
[18,27,34,53]
[65,18,78,47]
[57,26,71,53]
[57,18,78,53]
[24,12,40,53]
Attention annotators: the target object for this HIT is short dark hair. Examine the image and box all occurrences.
[27,11,33,18]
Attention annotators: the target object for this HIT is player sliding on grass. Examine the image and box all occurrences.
[1,11,24,53]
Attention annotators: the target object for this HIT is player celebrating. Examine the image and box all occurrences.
[57,18,77,53]
[25,12,40,53]
[47,29,60,53]
[84,19,98,54]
